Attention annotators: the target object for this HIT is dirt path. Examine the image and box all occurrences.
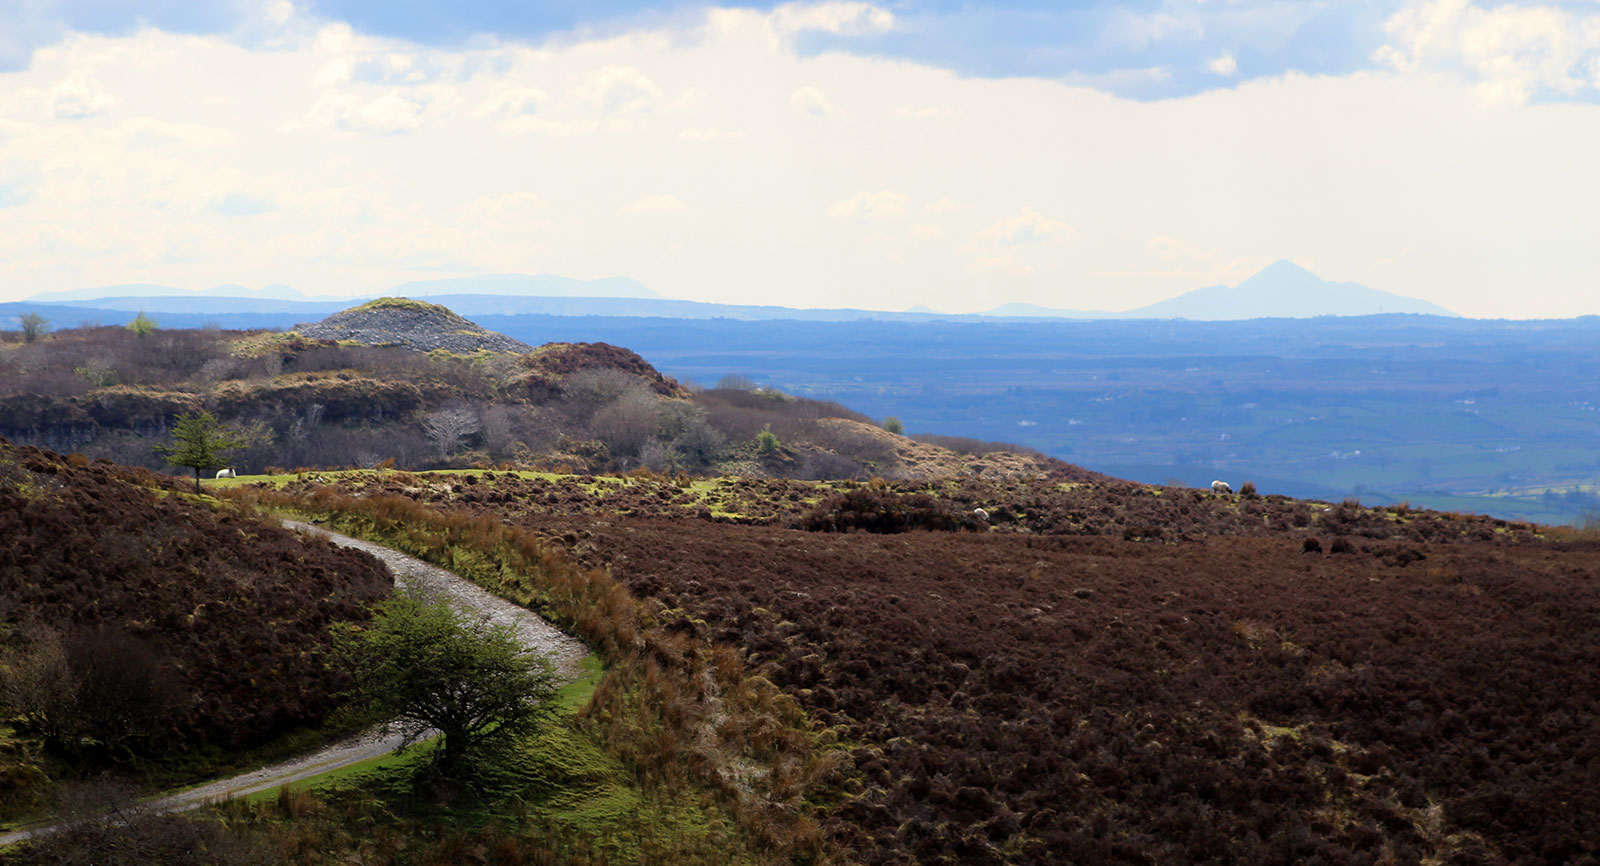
[0,521,590,849]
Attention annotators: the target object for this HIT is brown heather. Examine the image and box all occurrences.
[232,484,840,863]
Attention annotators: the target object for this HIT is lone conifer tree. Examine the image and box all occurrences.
[154,411,246,492]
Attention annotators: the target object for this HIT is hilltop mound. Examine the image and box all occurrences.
[295,297,532,353]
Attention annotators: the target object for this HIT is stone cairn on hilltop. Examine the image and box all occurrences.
[295,298,533,354]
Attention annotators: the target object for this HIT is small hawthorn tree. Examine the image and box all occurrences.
[334,594,560,778]
[127,310,157,337]
[756,424,780,455]
[882,416,904,435]
[18,312,48,344]
[154,411,248,492]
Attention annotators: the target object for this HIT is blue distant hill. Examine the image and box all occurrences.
[21,261,1454,323]
[984,260,1456,320]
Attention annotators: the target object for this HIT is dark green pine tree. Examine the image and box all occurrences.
[154,411,247,493]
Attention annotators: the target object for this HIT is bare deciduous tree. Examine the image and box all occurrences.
[562,368,650,421]
[422,407,482,458]
[591,390,660,462]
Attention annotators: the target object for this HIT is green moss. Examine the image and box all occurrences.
[348,297,461,317]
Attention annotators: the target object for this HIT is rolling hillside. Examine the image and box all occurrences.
[0,438,391,821]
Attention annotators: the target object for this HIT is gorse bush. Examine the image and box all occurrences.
[755,424,780,455]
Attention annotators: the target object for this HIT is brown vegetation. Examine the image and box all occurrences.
[232,483,838,862]
[527,517,1600,866]
[280,469,1599,865]
[0,439,391,777]
[290,469,1534,547]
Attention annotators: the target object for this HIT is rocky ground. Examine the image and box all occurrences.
[295,298,533,354]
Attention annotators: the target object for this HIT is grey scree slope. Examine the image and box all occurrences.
[295,302,533,353]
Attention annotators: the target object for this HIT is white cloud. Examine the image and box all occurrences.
[970,256,1035,277]
[1148,235,1219,263]
[1106,7,1205,50]
[678,127,745,141]
[471,86,547,119]
[207,192,278,217]
[790,85,838,117]
[619,193,686,213]
[1208,53,1239,78]
[828,190,911,219]
[49,72,116,118]
[773,2,895,36]
[464,191,548,221]
[1375,0,1600,105]
[310,90,428,135]
[501,116,600,136]
[977,208,1079,245]
[577,65,662,115]
[266,2,296,25]
[894,106,956,119]
[0,7,1594,317]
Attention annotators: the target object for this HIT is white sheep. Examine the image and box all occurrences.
[973,507,990,521]
[1210,480,1232,495]
[215,468,236,479]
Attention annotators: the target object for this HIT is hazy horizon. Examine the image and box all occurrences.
[16,258,1474,321]
[2,1,1598,318]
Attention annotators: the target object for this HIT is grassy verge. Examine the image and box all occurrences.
[228,485,842,865]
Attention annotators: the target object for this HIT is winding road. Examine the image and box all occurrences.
[0,520,590,849]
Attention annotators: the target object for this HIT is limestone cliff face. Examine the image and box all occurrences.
[295,298,532,354]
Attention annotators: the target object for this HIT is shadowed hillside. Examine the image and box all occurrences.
[0,439,391,820]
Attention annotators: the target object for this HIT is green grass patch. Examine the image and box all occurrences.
[222,649,759,864]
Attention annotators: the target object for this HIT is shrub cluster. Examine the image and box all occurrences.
[796,487,984,533]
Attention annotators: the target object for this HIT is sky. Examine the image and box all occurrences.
[0,1,1597,317]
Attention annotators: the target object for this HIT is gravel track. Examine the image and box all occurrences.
[0,520,589,849]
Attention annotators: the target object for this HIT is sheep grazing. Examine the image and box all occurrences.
[215,468,236,479]
[973,507,990,521]
[1210,480,1233,495]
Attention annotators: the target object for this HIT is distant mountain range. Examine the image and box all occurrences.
[29,282,312,303]
[985,260,1455,319]
[387,273,658,299]
[18,261,1454,322]
[24,273,657,308]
